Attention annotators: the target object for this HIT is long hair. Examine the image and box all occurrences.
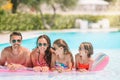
[36,35,52,68]
[53,39,74,66]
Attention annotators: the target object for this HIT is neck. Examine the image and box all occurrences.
[11,46,20,55]
[58,53,64,59]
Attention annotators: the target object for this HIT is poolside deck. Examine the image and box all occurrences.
[0,28,119,44]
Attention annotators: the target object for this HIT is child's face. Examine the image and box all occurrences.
[79,45,88,59]
[53,44,63,55]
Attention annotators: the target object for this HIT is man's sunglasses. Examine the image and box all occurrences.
[12,39,21,43]
[38,43,47,47]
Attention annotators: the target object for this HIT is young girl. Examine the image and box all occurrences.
[30,35,52,72]
[75,42,94,72]
[51,39,74,72]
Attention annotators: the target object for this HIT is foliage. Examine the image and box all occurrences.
[0,12,120,32]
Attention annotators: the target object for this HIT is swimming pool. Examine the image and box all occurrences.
[0,31,120,80]
[0,31,120,51]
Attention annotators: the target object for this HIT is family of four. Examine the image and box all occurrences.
[0,31,94,72]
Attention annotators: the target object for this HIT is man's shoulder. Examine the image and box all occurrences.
[2,46,11,51]
[1,46,11,54]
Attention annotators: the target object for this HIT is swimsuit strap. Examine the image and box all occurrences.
[78,63,89,70]
[55,62,68,69]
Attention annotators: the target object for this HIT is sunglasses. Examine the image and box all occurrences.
[38,43,47,47]
[12,39,21,43]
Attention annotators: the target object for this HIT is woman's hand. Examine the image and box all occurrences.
[33,66,49,72]
[33,66,42,72]
[41,66,49,72]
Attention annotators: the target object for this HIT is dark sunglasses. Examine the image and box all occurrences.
[38,43,47,47]
[12,39,21,43]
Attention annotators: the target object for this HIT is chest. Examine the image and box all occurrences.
[6,52,27,64]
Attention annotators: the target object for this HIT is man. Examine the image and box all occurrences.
[0,32,31,70]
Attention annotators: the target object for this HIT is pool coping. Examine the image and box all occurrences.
[0,28,119,44]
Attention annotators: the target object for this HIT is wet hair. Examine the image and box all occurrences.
[10,32,22,40]
[79,42,93,58]
[36,34,52,68]
[53,39,74,66]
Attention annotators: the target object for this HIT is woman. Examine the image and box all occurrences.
[30,35,52,72]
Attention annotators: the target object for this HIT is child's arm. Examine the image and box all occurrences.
[64,54,73,72]
[75,54,79,70]
[88,58,94,71]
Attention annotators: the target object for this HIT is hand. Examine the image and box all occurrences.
[41,66,49,72]
[33,66,42,72]
[7,63,26,71]
[78,69,88,72]
[56,67,64,73]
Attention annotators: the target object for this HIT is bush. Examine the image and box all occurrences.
[0,12,120,32]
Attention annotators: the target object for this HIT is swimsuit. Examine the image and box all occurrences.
[78,63,89,70]
[37,58,48,67]
[55,62,68,69]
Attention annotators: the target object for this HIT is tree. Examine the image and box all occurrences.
[11,0,20,13]
[20,0,78,29]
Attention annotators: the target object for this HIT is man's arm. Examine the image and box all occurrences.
[0,49,7,66]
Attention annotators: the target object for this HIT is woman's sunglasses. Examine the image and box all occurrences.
[38,43,47,47]
[12,39,21,43]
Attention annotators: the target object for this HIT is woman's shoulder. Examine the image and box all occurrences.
[30,48,38,55]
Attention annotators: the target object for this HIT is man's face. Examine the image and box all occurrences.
[10,35,22,48]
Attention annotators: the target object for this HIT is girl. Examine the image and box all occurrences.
[75,42,94,72]
[51,39,74,72]
[30,35,52,72]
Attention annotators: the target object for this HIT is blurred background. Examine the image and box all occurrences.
[0,0,120,32]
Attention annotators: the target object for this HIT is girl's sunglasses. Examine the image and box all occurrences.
[38,43,47,47]
[12,39,21,43]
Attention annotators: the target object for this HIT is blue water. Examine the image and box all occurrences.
[0,31,120,80]
[0,31,120,52]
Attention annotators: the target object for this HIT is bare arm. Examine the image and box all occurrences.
[50,53,56,71]
[0,49,7,66]
[64,54,73,72]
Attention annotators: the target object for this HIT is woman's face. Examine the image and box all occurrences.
[53,44,63,55]
[38,38,48,53]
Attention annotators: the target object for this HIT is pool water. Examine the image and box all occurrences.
[0,31,120,52]
[0,31,120,80]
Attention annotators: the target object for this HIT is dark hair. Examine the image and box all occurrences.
[10,32,22,40]
[53,39,74,66]
[36,34,52,68]
[79,42,93,58]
